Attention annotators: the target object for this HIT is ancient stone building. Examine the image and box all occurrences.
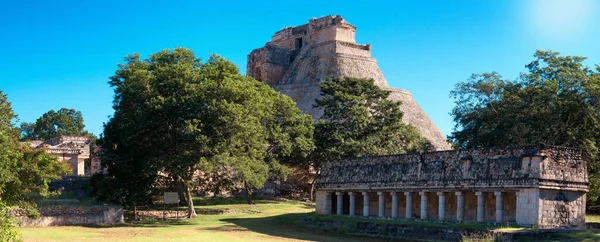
[315,145,588,228]
[247,15,450,150]
[29,136,93,176]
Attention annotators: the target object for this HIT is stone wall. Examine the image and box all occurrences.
[15,206,124,226]
[316,146,588,191]
[316,145,588,228]
[27,135,91,176]
[301,217,576,241]
[516,188,539,225]
[538,189,586,228]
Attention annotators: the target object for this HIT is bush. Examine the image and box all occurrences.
[0,201,20,242]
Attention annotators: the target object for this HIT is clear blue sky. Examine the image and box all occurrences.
[1,0,599,138]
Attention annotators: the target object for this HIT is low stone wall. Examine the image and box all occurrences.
[15,206,123,226]
[135,208,228,220]
[302,218,506,241]
[302,218,577,242]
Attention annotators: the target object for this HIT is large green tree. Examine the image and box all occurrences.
[95,48,313,217]
[197,56,314,204]
[449,50,600,201]
[308,77,430,199]
[0,91,70,241]
[21,108,90,140]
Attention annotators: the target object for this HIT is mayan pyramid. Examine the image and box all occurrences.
[247,15,450,150]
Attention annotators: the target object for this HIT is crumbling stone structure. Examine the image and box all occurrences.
[315,145,588,228]
[247,15,450,150]
[28,136,95,176]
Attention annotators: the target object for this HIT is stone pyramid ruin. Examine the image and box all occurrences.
[247,15,450,150]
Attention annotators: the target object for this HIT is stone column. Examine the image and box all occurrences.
[476,191,485,222]
[325,192,333,214]
[405,192,413,219]
[391,192,398,218]
[419,191,428,220]
[495,191,504,223]
[437,192,446,221]
[336,192,344,215]
[377,192,385,217]
[362,192,370,217]
[456,191,465,222]
[349,192,356,216]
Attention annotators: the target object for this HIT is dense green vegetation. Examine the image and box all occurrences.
[449,50,600,203]
[20,108,94,141]
[0,91,71,241]
[307,77,429,198]
[92,48,314,217]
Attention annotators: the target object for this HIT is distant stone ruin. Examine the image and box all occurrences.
[247,15,450,150]
[28,136,99,176]
[315,145,589,228]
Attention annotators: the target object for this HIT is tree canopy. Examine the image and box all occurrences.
[305,77,430,199]
[313,77,430,161]
[94,48,313,216]
[21,108,90,140]
[0,91,70,241]
[449,50,600,201]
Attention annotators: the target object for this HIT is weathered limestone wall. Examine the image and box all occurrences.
[27,136,91,176]
[516,189,540,226]
[317,146,588,191]
[315,190,329,214]
[247,15,451,150]
[538,189,586,228]
[386,89,448,150]
[316,146,588,228]
[15,206,124,227]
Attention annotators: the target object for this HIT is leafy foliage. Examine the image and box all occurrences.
[306,77,430,199]
[0,91,70,241]
[0,201,19,242]
[313,77,430,162]
[20,108,91,140]
[449,50,600,202]
[0,92,70,205]
[95,48,313,214]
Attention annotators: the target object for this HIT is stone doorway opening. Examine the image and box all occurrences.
[294,38,303,49]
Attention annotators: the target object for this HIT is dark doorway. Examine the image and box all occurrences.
[294,37,303,49]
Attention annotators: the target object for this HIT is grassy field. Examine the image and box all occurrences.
[17,199,600,242]
[18,199,388,242]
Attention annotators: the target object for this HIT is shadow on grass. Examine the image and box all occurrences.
[80,217,196,228]
[217,212,389,242]
[217,212,528,242]
[192,196,278,206]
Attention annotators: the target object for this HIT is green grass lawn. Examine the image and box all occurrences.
[18,199,388,242]
[17,199,600,242]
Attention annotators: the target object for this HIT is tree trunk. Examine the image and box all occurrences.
[310,181,316,201]
[244,181,253,204]
[133,203,137,221]
[183,182,197,218]
[176,180,188,205]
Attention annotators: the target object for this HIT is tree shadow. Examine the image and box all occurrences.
[80,218,195,228]
[218,212,391,242]
[192,196,279,206]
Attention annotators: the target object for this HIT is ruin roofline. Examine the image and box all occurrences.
[271,15,356,41]
[316,145,588,192]
[334,144,583,165]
